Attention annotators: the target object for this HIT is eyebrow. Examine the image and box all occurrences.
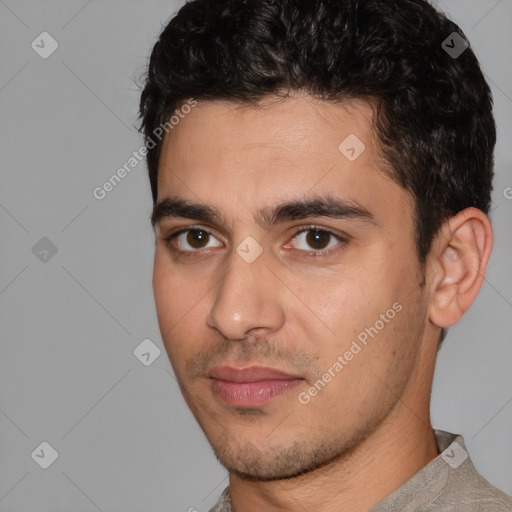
[151,194,376,230]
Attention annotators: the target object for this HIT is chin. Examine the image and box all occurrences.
[210,437,347,482]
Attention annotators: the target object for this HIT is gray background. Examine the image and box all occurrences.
[0,0,510,510]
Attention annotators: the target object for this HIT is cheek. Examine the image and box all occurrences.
[152,253,175,329]
[286,275,368,380]
[301,257,409,368]
[152,252,203,359]
[309,268,379,332]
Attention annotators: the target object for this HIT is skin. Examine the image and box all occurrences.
[151,92,493,511]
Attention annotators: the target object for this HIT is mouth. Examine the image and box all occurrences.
[208,365,304,407]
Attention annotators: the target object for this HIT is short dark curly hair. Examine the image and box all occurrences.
[139,0,495,268]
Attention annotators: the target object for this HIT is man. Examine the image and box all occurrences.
[139,0,512,510]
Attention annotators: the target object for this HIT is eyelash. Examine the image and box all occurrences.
[162,224,347,258]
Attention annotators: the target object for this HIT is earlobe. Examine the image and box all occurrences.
[428,207,493,329]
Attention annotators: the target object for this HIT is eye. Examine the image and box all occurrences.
[286,227,344,253]
[166,227,223,252]
[163,225,346,256]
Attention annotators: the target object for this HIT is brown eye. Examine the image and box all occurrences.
[186,229,209,248]
[305,229,331,250]
[171,228,223,252]
[289,227,343,253]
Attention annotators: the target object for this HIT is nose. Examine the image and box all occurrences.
[206,247,286,341]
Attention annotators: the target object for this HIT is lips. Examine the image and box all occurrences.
[209,365,304,407]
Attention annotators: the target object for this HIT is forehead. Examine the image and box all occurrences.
[156,94,411,223]
[161,94,377,169]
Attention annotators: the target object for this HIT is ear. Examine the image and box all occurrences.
[427,207,493,328]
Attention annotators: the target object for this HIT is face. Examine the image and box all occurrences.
[152,94,430,480]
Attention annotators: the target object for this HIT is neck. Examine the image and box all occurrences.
[228,404,440,512]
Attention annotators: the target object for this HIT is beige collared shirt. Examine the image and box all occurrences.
[209,430,512,511]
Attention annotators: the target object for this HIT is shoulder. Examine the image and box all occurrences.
[372,430,512,512]
[208,486,231,512]
[445,471,512,511]
[431,431,512,511]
